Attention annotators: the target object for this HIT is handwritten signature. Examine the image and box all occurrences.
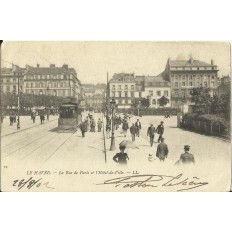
[13,177,55,190]
[97,173,208,191]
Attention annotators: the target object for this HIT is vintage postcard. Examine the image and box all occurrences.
[0,41,231,192]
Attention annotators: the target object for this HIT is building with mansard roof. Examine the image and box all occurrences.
[23,64,83,102]
[162,57,219,107]
[109,73,136,109]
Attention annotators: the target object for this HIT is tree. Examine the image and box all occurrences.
[190,87,213,114]
[158,96,169,107]
[132,97,150,108]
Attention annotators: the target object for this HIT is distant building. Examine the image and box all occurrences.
[82,83,106,111]
[143,74,171,108]
[162,58,219,107]
[109,73,136,109]
[1,65,25,94]
[23,64,82,102]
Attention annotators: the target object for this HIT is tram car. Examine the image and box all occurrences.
[58,97,82,132]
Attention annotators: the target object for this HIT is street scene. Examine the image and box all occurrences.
[0,42,231,191]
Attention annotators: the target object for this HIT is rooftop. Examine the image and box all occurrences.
[110,73,135,83]
[169,58,216,67]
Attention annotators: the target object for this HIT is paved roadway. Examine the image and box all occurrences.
[1,113,230,191]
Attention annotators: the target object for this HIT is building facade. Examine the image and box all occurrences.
[1,65,25,94]
[162,58,219,107]
[217,75,230,96]
[109,73,136,109]
[143,75,171,108]
[82,83,106,111]
[23,64,82,102]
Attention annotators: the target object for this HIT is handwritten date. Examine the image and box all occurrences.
[13,177,55,190]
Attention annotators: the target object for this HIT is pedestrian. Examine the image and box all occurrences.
[130,123,137,142]
[92,119,96,132]
[156,138,169,162]
[106,122,111,139]
[32,113,36,124]
[122,120,129,137]
[97,118,103,132]
[80,120,87,137]
[175,145,195,165]
[113,144,129,165]
[147,124,156,147]
[9,115,13,126]
[156,121,164,143]
[40,115,45,124]
[135,119,142,137]
[13,114,16,123]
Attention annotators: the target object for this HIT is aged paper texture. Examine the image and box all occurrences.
[0,41,231,191]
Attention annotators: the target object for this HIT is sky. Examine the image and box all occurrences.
[1,41,231,84]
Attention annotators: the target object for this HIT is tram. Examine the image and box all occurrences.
[58,97,82,132]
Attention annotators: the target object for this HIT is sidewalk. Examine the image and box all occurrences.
[104,124,157,169]
[1,115,59,137]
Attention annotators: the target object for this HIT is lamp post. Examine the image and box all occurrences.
[110,98,116,150]
[137,100,141,117]
[17,72,20,130]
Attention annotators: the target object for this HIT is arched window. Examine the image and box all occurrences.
[152,99,156,105]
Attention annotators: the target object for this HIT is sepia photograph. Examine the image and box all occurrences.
[0,41,231,191]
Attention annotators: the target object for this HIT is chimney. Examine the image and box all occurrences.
[50,64,55,68]
[189,57,194,65]
[211,59,214,65]
[62,64,68,69]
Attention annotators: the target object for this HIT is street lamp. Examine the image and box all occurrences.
[110,98,116,151]
[137,100,141,117]
[17,72,20,130]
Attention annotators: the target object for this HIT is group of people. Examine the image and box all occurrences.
[9,114,17,126]
[79,114,103,138]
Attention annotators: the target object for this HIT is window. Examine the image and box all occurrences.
[31,83,33,88]
[20,85,23,90]
[40,82,43,88]
[164,90,169,96]
[152,99,156,105]
[131,92,134,97]
[125,85,128,90]
[6,86,10,91]
[182,82,186,86]
[131,85,134,90]
[112,85,115,90]
[118,91,121,97]
[118,99,122,104]
[64,75,67,79]
[212,76,215,79]
[13,85,16,90]
[125,99,128,104]
[26,83,29,88]
[125,91,128,97]
[149,90,153,96]
[7,79,10,83]
[204,82,207,87]
[112,92,115,97]
[20,79,23,83]
[211,82,215,87]
[157,91,161,96]
[63,91,66,96]
[13,79,16,82]
[175,82,178,87]
[139,92,142,97]
[118,85,121,90]
[190,82,193,86]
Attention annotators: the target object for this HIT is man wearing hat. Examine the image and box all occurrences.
[135,119,142,137]
[176,145,195,165]
[156,121,164,143]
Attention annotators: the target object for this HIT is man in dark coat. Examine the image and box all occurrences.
[113,144,129,165]
[156,121,164,143]
[135,119,142,137]
[176,145,195,165]
[130,123,137,142]
[97,118,103,132]
[80,120,88,137]
[122,120,129,137]
[147,124,156,147]
[156,138,169,162]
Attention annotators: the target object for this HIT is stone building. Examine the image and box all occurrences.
[23,64,82,102]
[109,73,136,109]
[1,65,25,94]
[82,83,106,111]
[162,57,219,107]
